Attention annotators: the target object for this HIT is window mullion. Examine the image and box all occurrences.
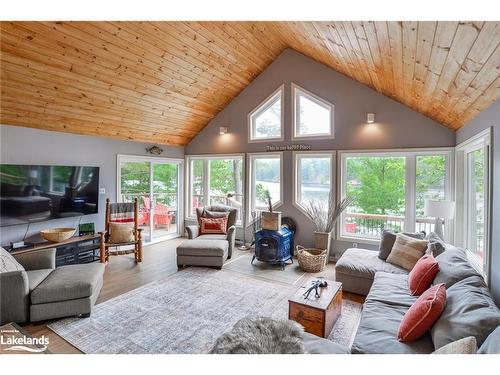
[204,159,210,208]
[405,155,416,233]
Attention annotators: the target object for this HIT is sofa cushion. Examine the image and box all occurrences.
[26,269,53,292]
[1,247,25,272]
[177,240,228,257]
[386,233,428,271]
[432,336,477,354]
[478,326,500,354]
[335,248,407,282]
[433,247,480,288]
[378,230,426,261]
[426,232,446,257]
[30,263,105,305]
[431,275,500,349]
[408,254,440,296]
[302,332,350,354]
[351,272,435,354]
[196,234,228,241]
[398,283,446,342]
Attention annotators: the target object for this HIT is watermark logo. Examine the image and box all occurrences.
[1,328,49,353]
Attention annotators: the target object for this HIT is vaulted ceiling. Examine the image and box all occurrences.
[1,21,499,146]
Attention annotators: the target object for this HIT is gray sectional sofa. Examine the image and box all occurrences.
[335,242,500,354]
[1,246,105,324]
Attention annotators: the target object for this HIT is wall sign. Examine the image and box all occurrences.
[266,144,312,152]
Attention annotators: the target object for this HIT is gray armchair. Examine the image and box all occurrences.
[1,247,55,324]
[1,246,104,324]
[185,205,237,259]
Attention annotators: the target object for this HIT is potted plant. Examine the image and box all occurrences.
[303,193,354,259]
[260,189,282,231]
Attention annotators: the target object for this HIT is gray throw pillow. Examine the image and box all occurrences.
[431,275,500,349]
[433,247,480,288]
[378,230,426,261]
[426,232,446,257]
[478,326,500,354]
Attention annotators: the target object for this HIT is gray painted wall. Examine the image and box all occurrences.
[456,100,499,305]
[185,49,456,257]
[0,125,184,246]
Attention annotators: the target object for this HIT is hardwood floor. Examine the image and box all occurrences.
[22,238,365,354]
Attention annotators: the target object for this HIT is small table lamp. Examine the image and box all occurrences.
[424,200,456,240]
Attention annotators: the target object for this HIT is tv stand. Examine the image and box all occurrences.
[7,234,100,267]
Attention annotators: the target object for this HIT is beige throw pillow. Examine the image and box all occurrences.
[432,336,477,354]
[109,222,135,243]
[386,233,428,271]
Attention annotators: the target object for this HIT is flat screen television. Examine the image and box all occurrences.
[0,164,100,227]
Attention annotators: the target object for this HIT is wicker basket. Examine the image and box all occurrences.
[40,227,76,242]
[296,245,328,273]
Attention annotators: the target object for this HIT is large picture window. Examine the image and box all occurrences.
[186,155,244,225]
[339,149,453,243]
[248,86,284,142]
[293,152,335,213]
[292,83,334,139]
[248,153,283,220]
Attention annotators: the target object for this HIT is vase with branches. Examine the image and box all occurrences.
[302,193,354,259]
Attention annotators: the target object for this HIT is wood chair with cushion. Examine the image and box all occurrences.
[99,198,143,263]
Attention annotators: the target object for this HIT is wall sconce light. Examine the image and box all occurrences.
[219,126,228,135]
[367,113,375,124]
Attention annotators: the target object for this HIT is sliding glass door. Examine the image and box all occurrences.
[117,155,183,243]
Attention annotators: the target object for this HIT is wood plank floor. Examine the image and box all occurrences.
[22,238,365,354]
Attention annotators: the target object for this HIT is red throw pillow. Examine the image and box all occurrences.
[408,254,440,296]
[200,217,228,234]
[398,283,446,342]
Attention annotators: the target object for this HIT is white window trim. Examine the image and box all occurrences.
[292,151,336,216]
[247,152,284,223]
[184,154,245,226]
[291,83,335,140]
[337,148,454,245]
[455,128,492,281]
[248,85,284,143]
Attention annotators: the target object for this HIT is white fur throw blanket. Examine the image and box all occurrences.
[210,317,306,354]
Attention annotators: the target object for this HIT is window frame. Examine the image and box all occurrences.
[184,154,245,226]
[292,151,336,215]
[455,128,492,281]
[247,85,285,143]
[337,148,454,245]
[247,152,284,222]
[291,83,335,140]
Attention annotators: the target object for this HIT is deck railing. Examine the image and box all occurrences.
[344,212,440,238]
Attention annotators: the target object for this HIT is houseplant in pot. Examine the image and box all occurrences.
[302,193,354,259]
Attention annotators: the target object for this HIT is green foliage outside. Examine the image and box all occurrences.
[120,162,178,207]
[345,155,446,232]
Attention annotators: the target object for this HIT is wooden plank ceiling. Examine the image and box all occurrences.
[1,21,499,146]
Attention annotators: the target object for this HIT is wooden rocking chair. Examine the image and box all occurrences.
[99,198,143,263]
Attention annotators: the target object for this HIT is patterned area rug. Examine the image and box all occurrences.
[48,268,362,354]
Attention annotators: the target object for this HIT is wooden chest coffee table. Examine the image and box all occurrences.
[288,277,342,338]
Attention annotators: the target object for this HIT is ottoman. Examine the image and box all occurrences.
[177,239,229,269]
[30,263,105,322]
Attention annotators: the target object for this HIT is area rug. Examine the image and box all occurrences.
[48,268,362,354]
[224,253,307,285]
